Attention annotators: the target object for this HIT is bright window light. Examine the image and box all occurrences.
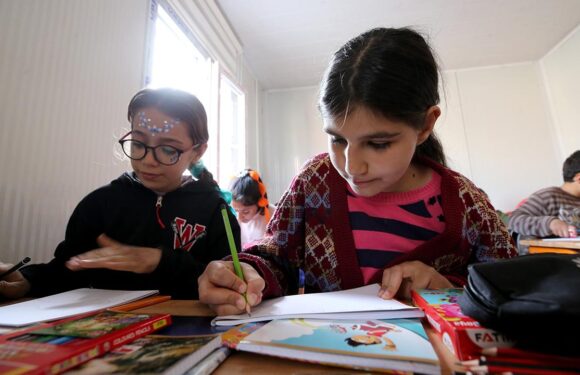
[147,3,246,187]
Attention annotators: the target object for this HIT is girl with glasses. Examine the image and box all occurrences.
[0,88,239,299]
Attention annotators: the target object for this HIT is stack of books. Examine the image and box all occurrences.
[0,290,234,375]
[66,316,231,375]
[0,310,171,374]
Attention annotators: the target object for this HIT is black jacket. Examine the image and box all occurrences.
[21,172,239,298]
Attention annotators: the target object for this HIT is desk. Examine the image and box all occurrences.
[134,300,462,375]
[519,238,580,254]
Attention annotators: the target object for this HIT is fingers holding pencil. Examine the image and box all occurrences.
[198,260,264,316]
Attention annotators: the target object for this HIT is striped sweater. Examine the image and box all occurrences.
[347,172,445,284]
[240,153,517,298]
[508,186,580,237]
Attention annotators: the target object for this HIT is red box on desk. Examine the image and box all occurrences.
[0,310,171,374]
[411,288,515,360]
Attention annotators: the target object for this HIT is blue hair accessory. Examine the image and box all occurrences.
[189,161,235,214]
[189,160,205,179]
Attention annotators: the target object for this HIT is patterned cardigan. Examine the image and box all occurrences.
[240,153,517,298]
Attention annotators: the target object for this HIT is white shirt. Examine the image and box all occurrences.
[240,204,276,248]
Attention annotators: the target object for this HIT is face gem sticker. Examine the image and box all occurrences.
[136,111,179,136]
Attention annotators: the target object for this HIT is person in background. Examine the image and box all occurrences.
[198,27,517,316]
[229,169,275,248]
[509,150,580,252]
[0,88,239,300]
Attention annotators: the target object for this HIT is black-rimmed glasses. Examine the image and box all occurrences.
[118,132,197,166]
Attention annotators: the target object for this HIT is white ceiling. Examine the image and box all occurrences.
[216,0,580,90]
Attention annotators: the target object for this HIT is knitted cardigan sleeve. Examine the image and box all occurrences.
[459,177,518,263]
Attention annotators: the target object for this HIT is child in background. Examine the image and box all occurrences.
[509,150,580,241]
[198,27,517,316]
[0,88,240,300]
[229,169,275,248]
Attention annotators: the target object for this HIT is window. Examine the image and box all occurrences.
[146,1,245,186]
[218,74,246,185]
[147,4,212,108]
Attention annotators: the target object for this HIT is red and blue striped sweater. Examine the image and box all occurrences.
[240,153,517,298]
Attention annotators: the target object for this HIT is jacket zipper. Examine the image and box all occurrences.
[155,196,166,229]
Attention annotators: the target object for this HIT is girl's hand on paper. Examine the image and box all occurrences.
[198,260,265,315]
[379,261,453,300]
[0,263,30,299]
[65,234,161,274]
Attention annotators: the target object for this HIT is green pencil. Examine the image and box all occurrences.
[220,204,251,315]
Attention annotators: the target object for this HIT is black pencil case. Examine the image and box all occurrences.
[458,253,580,354]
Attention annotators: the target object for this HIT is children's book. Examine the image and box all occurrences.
[211,284,423,326]
[411,288,515,360]
[66,316,230,375]
[232,318,440,374]
[220,321,266,349]
[0,310,171,374]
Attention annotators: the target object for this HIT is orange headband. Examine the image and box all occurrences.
[247,170,271,223]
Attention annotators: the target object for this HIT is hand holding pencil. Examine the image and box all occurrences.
[197,205,265,316]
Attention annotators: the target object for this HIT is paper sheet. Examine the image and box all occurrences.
[540,237,579,242]
[212,284,423,326]
[0,288,158,327]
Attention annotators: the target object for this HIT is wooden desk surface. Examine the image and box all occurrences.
[519,238,580,249]
[134,300,462,375]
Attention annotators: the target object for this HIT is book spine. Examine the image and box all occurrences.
[45,314,172,374]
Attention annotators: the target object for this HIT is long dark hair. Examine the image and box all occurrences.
[319,27,446,165]
[127,87,216,184]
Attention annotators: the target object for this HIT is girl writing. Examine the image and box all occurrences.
[198,27,517,315]
[229,169,275,248]
[0,88,240,299]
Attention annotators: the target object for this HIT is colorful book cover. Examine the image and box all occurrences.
[65,315,229,375]
[411,288,515,360]
[64,335,221,375]
[0,310,171,375]
[235,318,439,374]
[220,322,265,349]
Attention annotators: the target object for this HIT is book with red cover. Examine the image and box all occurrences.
[0,309,171,374]
[411,288,515,360]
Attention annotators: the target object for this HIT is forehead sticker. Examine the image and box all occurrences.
[136,111,180,136]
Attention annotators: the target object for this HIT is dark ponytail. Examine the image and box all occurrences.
[319,27,446,166]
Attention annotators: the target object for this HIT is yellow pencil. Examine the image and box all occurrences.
[220,204,251,316]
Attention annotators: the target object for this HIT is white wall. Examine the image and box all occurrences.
[0,0,148,264]
[261,87,326,202]
[449,63,560,210]
[259,27,580,211]
[540,26,580,161]
[437,73,472,178]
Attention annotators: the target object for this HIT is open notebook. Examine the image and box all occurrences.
[212,284,423,326]
[0,288,158,327]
